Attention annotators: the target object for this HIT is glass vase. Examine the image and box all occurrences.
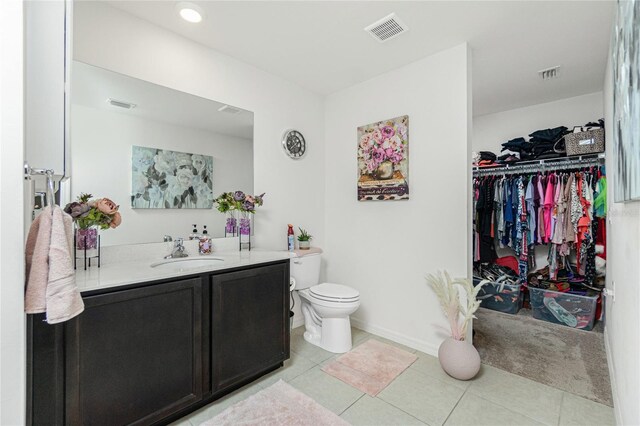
[225,212,237,237]
[239,217,251,236]
[239,213,251,251]
[76,225,99,250]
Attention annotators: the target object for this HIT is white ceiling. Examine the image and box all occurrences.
[105,1,615,116]
[72,60,254,139]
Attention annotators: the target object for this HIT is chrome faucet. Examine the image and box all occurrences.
[164,238,188,259]
[163,235,173,242]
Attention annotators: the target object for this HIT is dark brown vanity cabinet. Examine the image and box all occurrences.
[27,260,290,426]
[210,264,291,395]
[65,278,203,426]
[28,278,203,426]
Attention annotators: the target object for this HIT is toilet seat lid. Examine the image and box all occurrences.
[310,283,359,301]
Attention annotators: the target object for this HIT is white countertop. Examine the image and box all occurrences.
[75,249,294,294]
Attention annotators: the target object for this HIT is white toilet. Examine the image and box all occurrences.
[290,253,360,353]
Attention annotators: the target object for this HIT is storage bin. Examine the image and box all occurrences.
[565,128,605,156]
[473,278,523,315]
[528,286,599,330]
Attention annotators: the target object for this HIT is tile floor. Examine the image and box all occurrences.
[174,327,615,426]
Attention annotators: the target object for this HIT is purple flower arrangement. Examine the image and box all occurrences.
[64,193,122,250]
[214,191,265,235]
[358,121,407,174]
[64,193,122,230]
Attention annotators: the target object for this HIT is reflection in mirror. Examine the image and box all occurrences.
[70,61,254,246]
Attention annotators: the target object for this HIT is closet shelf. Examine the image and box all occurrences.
[472,153,605,176]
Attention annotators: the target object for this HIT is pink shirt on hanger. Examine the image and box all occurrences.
[543,173,556,243]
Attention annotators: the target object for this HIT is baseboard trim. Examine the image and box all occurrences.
[291,316,305,329]
[604,326,622,425]
[350,317,439,357]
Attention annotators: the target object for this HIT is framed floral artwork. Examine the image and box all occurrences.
[131,146,213,209]
[357,115,409,201]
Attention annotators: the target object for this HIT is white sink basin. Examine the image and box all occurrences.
[150,257,224,270]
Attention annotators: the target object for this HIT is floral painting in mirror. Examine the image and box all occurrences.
[131,146,213,209]
[357,115,409,201]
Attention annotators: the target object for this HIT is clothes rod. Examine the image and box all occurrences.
[472,154,604,176]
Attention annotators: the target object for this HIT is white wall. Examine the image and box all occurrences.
[473,92,604,154]
[73,0,325,330]
[0,0,26,423]
[73,2,325,255]
[603,53,640,426]
[324,44,471,355]
[71,104,253,245]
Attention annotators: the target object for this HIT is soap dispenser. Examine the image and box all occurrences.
[199,226,212,255]
[190,224,199,240]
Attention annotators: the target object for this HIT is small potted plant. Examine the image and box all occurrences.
[297,227,312,250]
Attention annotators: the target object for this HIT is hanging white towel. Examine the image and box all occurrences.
[25,206,84,323]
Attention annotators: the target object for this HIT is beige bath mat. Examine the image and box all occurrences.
[200,380,348,426]
[321,339,417,396]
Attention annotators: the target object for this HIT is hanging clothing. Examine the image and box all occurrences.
[543,173,556,243]
[473,165,605,288]
[552,175,566,245]
[475,177,497,263]
[594,175,607,218]
[473,178,481,262]
[537,175,546,244]
[570,175,581,238]
[503,179,514,248]
[576,173,594,274]
[564,173,577,244]
[531,174,540,243]
[585,211,599,285]
[525,178,536,246]
[517,177,529,283]
[495,178,505,246]
[511,178,519,245]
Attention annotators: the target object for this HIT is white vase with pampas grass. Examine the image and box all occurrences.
[426,271,487,380]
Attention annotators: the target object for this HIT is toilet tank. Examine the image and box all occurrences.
[289,253,321,290]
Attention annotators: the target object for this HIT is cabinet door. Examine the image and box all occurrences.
[65,279,202,426]
[211,263,290,393]
[27,315,65,426]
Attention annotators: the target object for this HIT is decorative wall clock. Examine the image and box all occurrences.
[282,129,306,159]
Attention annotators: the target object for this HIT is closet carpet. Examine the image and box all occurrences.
[473,308,613,406]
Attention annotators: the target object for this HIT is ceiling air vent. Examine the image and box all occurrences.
[107,98,136,109]
[364,13,409,43]
[538,66,560,81]
[218,105,242,114]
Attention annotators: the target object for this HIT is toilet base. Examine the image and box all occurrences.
[297,288,359,354]
[303,317,353,353]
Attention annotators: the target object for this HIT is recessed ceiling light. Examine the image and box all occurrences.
[176,2,204,23]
